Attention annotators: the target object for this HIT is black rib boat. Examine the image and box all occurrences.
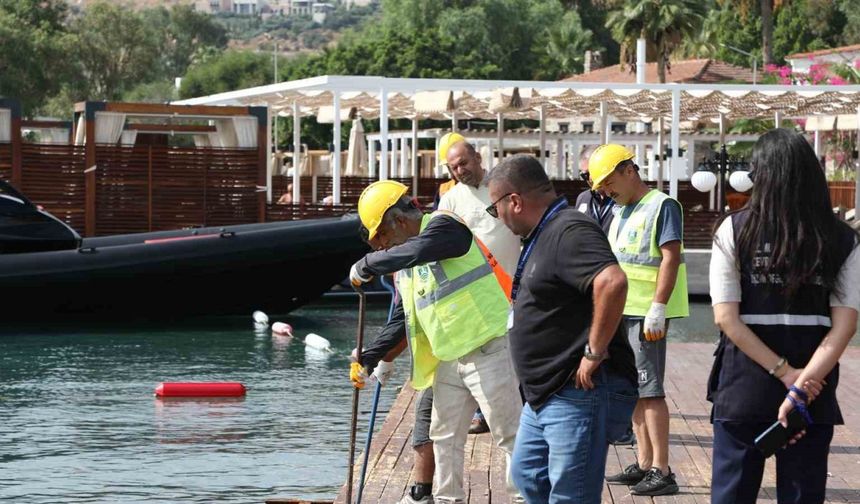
[0,180,368,323]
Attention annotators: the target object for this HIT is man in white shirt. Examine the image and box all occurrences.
[439,140,521,276]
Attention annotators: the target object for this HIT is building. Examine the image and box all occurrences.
[787,44,860,74]
[312,2,334,23]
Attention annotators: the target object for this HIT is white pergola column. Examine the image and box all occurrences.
[400,137,408,177]
[434,136,442,177]
[670,89,681,199]
[538,105,547,169]
[368,139,377,178]
[292,101,301,204]
[855,107,860,211]
[379,87,389,180]
[332,92,341,204]
[656,117,665,190]
[390,134,398,179]
[814,130,821,159]
[599,102,609,145]
[555,138,564,179]
[411,117,419,197]
[451,111,458,133]
[569,140,580,180]
[496,113,504,165]
[686,139,695,180]
[775,110,783,128]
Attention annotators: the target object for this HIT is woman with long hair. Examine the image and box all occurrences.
[707,128,860,504]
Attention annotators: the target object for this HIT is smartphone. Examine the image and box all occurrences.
[754,408,808,458]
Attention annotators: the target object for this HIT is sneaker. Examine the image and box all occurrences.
[468,416,489,435]
[630,467,679,496]
[606,462,647,485]
[397,494,433,504]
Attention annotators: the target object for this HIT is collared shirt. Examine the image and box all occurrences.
[508,196,636,408]
[438,182,521,276]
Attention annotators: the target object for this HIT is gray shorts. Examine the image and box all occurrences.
[626,317,667,398]
[413,387,433,447]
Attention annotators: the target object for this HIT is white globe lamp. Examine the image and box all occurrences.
[729,171,753,193]
[691,170,718,192]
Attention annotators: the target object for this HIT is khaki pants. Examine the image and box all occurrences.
[430,335,523,503]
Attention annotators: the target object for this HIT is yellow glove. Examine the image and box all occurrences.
[350,362,367,389]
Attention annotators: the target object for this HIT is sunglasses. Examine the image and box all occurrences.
[485,192,514,218]
[579,171,591,184]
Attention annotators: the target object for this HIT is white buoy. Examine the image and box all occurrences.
[252,310,269,329]
[272,322,293,336]
[304,333,332,351]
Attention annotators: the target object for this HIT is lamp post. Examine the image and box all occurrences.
[721,44,758,85]
[691,144,753,214]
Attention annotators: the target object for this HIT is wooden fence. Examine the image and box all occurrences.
[21,144,86,232]
[0,143,11,183]
[94,145,259,235]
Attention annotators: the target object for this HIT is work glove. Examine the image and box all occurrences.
[350,362,368,389]
[643,302,667,342]
[350,262,372,287]
[372,360,395,387]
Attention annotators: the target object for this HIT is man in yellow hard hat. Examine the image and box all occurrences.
[591,144,689,497]
[432,132,464,209]
[349,180,523,504]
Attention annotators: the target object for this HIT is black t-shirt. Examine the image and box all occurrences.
[509,199,637,408]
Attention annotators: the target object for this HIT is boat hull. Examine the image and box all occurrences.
[0,217,368,322]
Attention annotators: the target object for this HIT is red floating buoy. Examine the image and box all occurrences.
[155,382,246,398]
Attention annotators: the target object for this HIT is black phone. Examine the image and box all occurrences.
[754,408,808,458]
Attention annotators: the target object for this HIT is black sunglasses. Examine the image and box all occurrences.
[485,192,514,218]
[579,171,591,184]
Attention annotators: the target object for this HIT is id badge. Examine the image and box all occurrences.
[507,308,514,330]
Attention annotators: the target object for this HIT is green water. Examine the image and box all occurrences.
[0,301,852,503]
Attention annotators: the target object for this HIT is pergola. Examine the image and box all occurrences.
[175,76,860,209]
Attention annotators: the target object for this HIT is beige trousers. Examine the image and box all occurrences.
[430,335,523,503]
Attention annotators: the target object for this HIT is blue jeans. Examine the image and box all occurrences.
[511,367,637,504]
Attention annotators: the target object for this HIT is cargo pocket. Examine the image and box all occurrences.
[607,388,638,444]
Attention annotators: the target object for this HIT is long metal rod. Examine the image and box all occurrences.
[346,285,366,504]
[357,277,397,504]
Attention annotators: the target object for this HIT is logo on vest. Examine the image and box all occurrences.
[627,229,639,242]
[417,265,430,281]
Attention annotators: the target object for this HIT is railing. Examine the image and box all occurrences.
[21,144,86,232]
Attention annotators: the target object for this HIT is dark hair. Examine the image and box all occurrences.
[485,154,554,195]
[719,128,857,300]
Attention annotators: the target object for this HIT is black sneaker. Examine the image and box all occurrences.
[631,467,679,496]
[606,463,647,485]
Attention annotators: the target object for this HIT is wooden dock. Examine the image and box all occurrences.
[321,342,860,504]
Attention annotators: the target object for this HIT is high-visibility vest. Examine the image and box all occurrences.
[609,189,689,318]
[396,211,510,390]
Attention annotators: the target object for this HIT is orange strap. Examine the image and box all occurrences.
[475,237,512,302]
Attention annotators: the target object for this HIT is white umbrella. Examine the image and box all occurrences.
[345,118,368,176]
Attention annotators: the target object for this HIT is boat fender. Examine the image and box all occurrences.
[220,231,235,238]
[272,322,293,336]
[155,382,246,397]
[305,333,332,351]
[78,247,98,254]
[253,310,269,328]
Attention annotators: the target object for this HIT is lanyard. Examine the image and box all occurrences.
[511,198,569,302]
[589,192,614,224]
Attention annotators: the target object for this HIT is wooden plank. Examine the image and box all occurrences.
[468,432,492,504]
[102,101,252,117]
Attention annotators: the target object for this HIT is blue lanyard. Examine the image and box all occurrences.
[589,192,614,224]
[511,198,569,302]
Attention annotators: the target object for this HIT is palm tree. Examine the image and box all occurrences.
[546,12,595,76]
[606,0,707,83]
[717,0,786,66]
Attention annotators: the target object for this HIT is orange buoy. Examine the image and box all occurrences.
[155,382,246,398]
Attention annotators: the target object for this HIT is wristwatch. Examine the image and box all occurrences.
[584,344,608,362]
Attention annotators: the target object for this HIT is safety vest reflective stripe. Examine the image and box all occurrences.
[415,262,495,311]
[613,251,684,268]
[741,314,832,327]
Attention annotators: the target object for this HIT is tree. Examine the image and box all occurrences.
[542,11,595,78]
[0,0,74,113]
[606,0,707,83]
[716,0,787,65]
[70,2,162,100]
[142,5,229,79]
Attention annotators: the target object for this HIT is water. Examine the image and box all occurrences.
[1,301,853,503]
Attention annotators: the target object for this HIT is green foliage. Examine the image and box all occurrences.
[607,0,707,82]
[179,50,272,98]
[772,0,845,64]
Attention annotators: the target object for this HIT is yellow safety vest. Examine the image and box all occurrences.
[609,189,689,318]
[396,211,510,390]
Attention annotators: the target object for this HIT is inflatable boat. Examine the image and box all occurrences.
[0,180,368,322]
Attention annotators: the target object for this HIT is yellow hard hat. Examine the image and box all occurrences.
[588,144,635,190]
[438,132,466,164]
[358,180,409,240]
